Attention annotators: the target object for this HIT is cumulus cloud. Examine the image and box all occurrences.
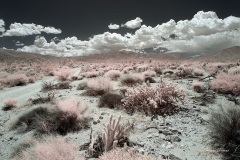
[122,17,143,29]
[2,22,61,36]
[108,23,120,29]
[0,19,5,33]
[17,11,240,56]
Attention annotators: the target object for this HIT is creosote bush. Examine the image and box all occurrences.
[209,105,240,160]
[98,93,123,109]
[11,98,91,135]
[122,82,185,116]
[85,77,113,96]
[210,72,240,95]
[120,74,144,86]
[2,98,17,111]
[2,74,28,87]
[104,70,122,80]
[19,137,85,160]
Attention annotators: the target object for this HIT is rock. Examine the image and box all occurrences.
[170,136,181,142]
[93,121,98,125]
[168,154,182,160]
[99,116,103,119]
[159,130,173,136]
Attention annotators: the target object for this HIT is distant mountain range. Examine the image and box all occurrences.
[0,46,239,62]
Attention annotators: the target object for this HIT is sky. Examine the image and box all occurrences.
[0,0,240,56]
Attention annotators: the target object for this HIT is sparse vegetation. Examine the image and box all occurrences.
[209,105,240,160]
[98,93,123,109]
[2,98,17,111]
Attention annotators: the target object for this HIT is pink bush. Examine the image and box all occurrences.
[104,70,122,80]
[122,82,185,115]
[54,68,73,81]
[21,137,84,160]
[210,72,240,95]
[86,77,113,95]
[57,97,90,119]
[3,98,17,110]
[192,81,204,93]
[142,70,157,77]
[3,74,28,87]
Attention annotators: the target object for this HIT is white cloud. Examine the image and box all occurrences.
[122,17,143,29]
[17,11,240,56]
[0,19,5,33]
[108,23,120,29]
[2,22,61,36]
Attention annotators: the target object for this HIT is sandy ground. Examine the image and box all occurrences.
[0,69,235,160]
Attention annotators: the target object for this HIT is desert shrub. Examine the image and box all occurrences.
[85,77,113,96]
[210,72,240,95]
[228,66,240,75]
[77,81,87,90]
[55,81,71,89]
[192,81,204,93]
[2,98,17,111]
[120,74,144,86]
[83,71,100,78]
[144,77,156,83]
[98,93,123,109]
[19,137,85,160]
[163,69,174,75]
[209,105,240,160]
[29,91,57,105]
[104,70,122,80]
[99,147,159,160]
[122,82,185,116]
[176,67,193,78]
[11,98,91,135]
[2,74,28,87]
[142,70,156,77]
[153,67,162,75]
[54,68,73,81]
[89,115,130,157]
[192,68,205,76]
[41,81,55,92]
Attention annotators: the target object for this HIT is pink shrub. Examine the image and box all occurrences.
[192,68,205,76]
[86,77,113,95]
[122,82,185,115]
[3,74,28,87]
[192,81,204,93]
[104,70,122,80]
[142,70,157,77]
[210,72,240,95]
[120,73,144,86]
[21,137,84,160]
[3,98,17,110]
[54,68,73,81]
[228,66,240,75]
[57,97,90,120]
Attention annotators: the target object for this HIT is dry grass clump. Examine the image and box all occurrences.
[209,105,240,160]
[120,74,144,86]
[98,93,123,109]
[2,98,17,111]
[54,68,73,81]
[15,137,85,160]
[84,77,113,96]
[41,81,55,92]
